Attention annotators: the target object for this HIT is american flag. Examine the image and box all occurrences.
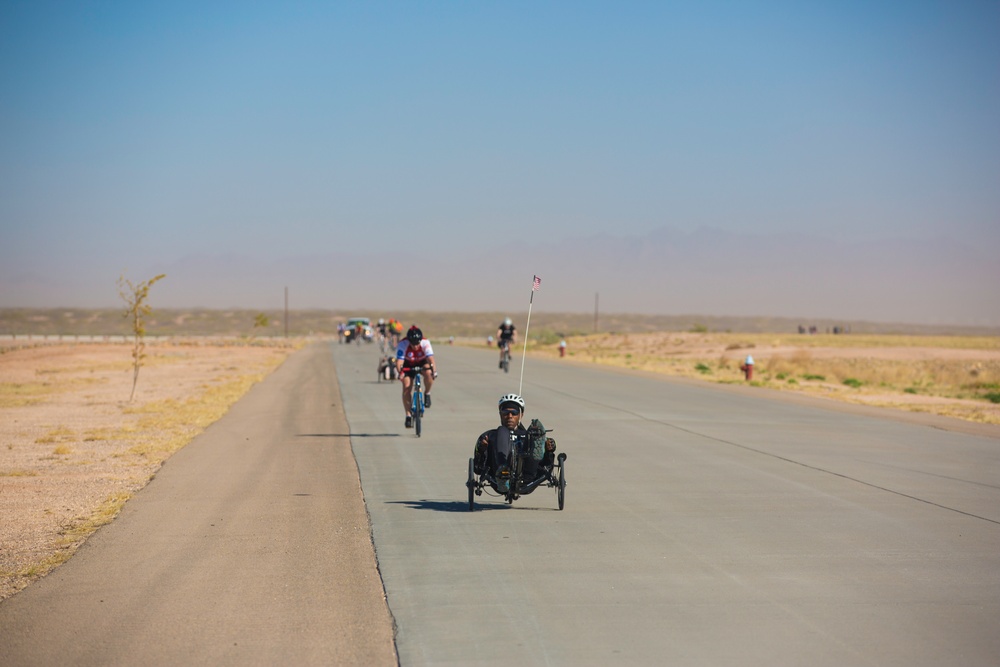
[532,275,541,291]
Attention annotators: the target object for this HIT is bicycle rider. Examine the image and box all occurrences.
[496,318,516,368]
[395,326,437,428]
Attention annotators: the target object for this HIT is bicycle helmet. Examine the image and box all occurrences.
[498,393,525,412]
[504,318,512,326]
[407,326,423,344]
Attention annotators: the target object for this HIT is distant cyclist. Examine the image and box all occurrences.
[388,319,404,346]
[395,326,437,428]
[496,318,516,368]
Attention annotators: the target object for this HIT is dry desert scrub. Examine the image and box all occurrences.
[528,332,1000,424]
[0,339,300,600]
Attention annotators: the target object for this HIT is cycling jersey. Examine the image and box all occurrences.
[396,339,434,367]
[498,324,516,340]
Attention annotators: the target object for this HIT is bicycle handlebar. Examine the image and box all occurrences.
[398,364,437,378]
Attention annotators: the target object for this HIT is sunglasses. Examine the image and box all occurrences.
[500,408,521,416]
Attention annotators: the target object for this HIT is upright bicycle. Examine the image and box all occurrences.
[499,340,511,373]
[409,365,430,437]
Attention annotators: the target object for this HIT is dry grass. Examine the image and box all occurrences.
[0,382,51,408]
[0,339,300,600]
[525,331,1000,425]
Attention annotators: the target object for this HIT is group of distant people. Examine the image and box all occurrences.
[342,316,520,430]
[377,318,404,346]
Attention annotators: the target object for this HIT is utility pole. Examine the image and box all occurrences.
[594,292,599,333]
[284,287,289,337]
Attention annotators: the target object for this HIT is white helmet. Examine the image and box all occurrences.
[504,318,512,326]
[498,393,525,412]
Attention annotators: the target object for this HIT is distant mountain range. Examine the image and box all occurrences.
[3,227,997,327]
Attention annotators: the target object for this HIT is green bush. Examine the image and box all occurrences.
[695,363,711,374]
[802,374,826,381]
[984,392,1000,404]
[904,387,919,394]
[843,378,863,388]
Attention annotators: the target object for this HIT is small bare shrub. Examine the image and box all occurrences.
[118,273,166,402]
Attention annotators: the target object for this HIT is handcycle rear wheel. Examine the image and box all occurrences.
[467,458,476,511]
[557,453,566,510]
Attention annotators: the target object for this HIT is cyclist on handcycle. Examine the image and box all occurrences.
[395,326,437,428]
[496,318,516,368]
[473,393,556,492]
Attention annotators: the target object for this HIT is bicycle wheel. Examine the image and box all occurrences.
[467,458,476,511]
[557,455,566,510]
[503,351,509,373]
[414,394,422,437]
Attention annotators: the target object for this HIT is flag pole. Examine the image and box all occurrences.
[518,275,540,395]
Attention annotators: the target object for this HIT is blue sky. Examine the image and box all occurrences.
[1,2,998,321]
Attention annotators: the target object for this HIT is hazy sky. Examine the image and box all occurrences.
[2,2,998,318]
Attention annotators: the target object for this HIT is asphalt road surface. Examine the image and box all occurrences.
[3,341,999,666]
[337,341,1000,666]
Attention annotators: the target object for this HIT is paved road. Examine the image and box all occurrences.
[0,343,396,666]
[335,341,1000,666]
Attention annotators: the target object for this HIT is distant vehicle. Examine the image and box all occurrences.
[343,317,373,344]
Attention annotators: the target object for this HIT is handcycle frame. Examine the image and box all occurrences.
[467,431,566,511]
[377,355,398,382]
[377,339,398,382]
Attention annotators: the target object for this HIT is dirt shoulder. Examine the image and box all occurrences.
[0,340,299,601]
